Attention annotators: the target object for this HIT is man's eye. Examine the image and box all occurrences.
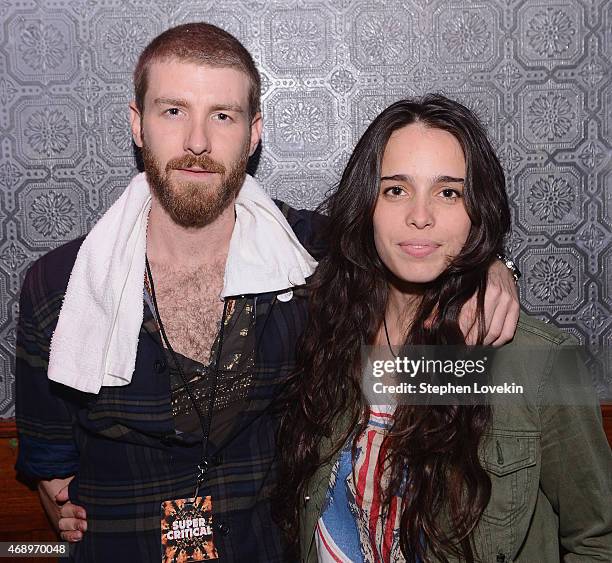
[215,113,231,121]
[165,108,181,116]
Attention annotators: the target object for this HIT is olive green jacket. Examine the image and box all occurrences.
[299,315,612,562]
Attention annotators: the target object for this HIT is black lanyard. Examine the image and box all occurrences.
[145,257,228,498]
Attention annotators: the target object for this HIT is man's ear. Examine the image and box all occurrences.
[249,112,263,157]
[129,101,144,148]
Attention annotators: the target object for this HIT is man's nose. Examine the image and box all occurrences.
[184,121,210,155]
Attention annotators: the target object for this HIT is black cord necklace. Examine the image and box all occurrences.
[145,256,227,496]
[383,315,399,359]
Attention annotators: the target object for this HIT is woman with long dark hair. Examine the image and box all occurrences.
[277,95,612,562]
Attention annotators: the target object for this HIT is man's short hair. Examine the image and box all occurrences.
[134,22,261,118]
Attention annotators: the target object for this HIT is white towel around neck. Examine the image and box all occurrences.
[47,172,317,394]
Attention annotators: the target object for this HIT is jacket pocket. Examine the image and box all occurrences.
[479,431,539,526]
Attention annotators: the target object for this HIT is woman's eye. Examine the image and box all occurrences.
[383,186,405,197]
[440,188,461,199]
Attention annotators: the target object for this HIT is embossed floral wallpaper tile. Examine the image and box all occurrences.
[0,0,610,415]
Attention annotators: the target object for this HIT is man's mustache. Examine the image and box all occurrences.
[165,154,226,174]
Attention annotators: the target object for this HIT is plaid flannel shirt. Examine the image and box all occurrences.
[15,203,326,563]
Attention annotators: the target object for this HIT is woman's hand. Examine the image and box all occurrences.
[38,477,87,542]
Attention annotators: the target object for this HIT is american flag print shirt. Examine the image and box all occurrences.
[316,406,408,563]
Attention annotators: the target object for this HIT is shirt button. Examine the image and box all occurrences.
[154,359,167,373]
[217,523,230,536]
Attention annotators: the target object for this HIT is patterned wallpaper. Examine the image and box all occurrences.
[0,0,610,416]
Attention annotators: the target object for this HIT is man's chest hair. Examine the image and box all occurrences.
[153,263,225,365]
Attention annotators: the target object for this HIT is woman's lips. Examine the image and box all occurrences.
[398,241,440,258]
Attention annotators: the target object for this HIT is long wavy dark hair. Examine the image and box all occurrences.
[276,94,511,562]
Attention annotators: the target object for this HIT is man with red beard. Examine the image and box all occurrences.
[15,23,520,562]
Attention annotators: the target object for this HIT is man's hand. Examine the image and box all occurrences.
[459,259,520,345]
[38,476,87,542]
